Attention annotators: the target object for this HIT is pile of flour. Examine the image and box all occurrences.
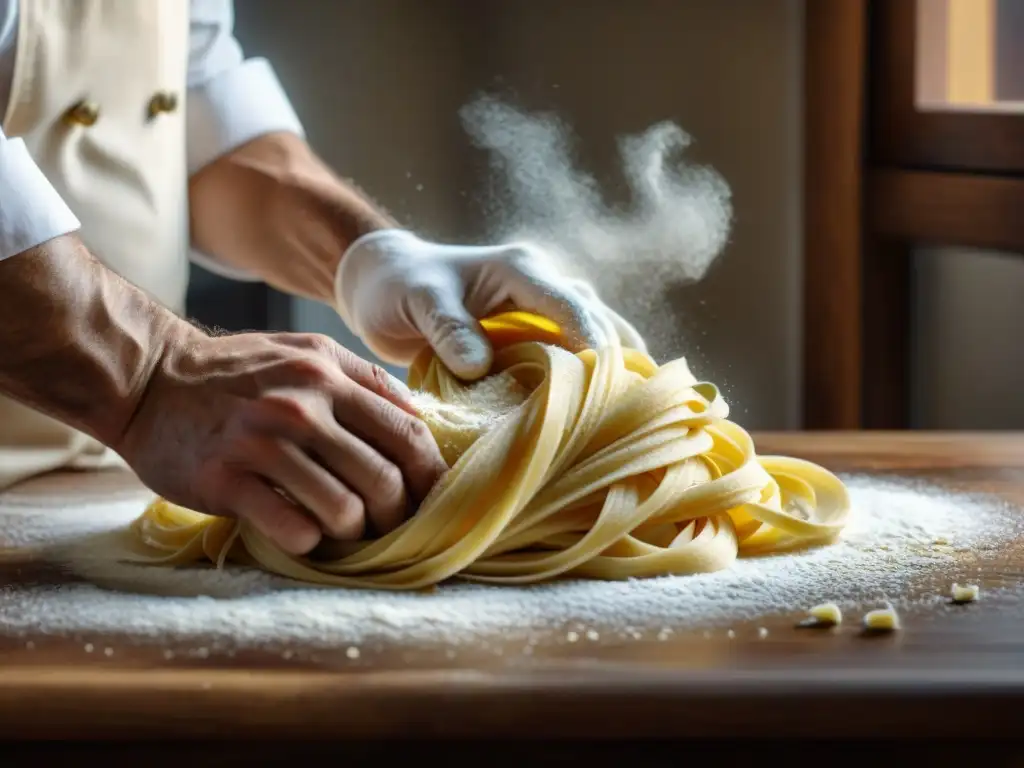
[0,474,1020,653]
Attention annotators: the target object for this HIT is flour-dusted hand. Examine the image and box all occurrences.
[117,328,448,555]
[334,230,647,380]
[0,237,448,555]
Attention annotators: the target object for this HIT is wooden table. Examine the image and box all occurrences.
[2,432,1024,758]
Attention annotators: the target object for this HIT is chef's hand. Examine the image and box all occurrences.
[117,328,447,555]
[334,230,647,380]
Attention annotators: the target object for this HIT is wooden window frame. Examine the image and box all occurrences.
[872,0,1024,174]
[803,0,1024,430]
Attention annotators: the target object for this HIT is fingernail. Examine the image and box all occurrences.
[447,329,492,378]
[458,335,490,367]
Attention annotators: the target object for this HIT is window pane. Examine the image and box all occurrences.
[912,247,1024,429]
[916,0,1024,112]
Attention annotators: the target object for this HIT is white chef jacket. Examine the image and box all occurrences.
[0,0,305,278]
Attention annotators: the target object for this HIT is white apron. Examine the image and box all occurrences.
[0,0,190,489]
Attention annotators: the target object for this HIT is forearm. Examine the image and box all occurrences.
[188,132,396,303]
[0,236,185,446]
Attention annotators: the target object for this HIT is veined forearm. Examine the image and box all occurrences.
[0,235,182,446]
[188,132,396,303]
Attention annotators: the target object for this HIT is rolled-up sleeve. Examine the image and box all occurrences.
[186,0,305,280]
[0,128,81,261]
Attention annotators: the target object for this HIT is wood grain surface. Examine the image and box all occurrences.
[1,432,1023,752]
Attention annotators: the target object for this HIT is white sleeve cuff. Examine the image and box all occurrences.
[188,246,262,282]
[185,57,305,176]
[0,135,81,260]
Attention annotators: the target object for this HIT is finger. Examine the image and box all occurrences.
[308,423,410,537]
[567,279,599,301]
[252,438,367,541]
[331,349,416,411]
[566,279,648,352]
[408,284,493,380]
[502,262,610,351]
[604,307,648,352]
[333,382,447,504]
[224,473,322,556]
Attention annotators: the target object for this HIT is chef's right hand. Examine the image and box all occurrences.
[115,327,447,556]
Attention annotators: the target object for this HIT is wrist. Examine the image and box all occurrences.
[112,317,215,467]
[112,317,205,450]
[333,228,423,329]
[74,274,192,449]
[0,236,191,448]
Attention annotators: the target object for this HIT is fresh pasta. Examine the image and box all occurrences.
[123,312,850,590]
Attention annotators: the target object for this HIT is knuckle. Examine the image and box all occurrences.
[395,412,434,447]
[362,461,408,534]
[330,347,379,384]
[275,331,332,354]
[394,419,446,484]
[300,333,337,355]
[274,331,312,347]
[324,492,365,540]
[370,364,389,391]
[407,282,447,313]
[251,392,316,430]
[502,241,541,266]
[368,363,393,393]
[334,346,362,371]
[220,431,268,462]
[279,355,334,387]
[368,460,404,500]
[426,313,468,341]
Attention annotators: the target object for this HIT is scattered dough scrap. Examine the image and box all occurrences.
[798,601,843,628]
[862,607,900,632]
[951,583,980,604]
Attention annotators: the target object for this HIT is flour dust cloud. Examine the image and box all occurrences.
[459,97,733,355]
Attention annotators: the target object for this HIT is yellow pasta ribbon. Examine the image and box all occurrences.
[124,311,850,590]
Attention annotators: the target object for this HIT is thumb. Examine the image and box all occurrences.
[408,285,493,380]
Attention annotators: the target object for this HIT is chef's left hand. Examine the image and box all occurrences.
[334,230,646,380]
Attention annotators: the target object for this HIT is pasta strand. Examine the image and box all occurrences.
[124,312,850,590]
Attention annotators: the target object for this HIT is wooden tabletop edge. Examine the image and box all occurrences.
[4,664,1024,692]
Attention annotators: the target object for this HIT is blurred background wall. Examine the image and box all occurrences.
[186,0,1024,430]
